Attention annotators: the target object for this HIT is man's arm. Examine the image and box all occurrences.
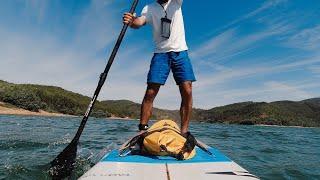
[123,12,146,29]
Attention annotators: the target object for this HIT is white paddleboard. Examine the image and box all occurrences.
[79,146,258,180]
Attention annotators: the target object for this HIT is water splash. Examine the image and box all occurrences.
[48,134,72,148]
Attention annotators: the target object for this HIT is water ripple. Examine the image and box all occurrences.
[0,115,320,179]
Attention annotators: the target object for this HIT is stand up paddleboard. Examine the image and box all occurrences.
[79,138,258,179]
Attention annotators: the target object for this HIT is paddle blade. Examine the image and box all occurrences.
[50,140,78,179]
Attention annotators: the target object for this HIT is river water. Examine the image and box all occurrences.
[0,115,319,179]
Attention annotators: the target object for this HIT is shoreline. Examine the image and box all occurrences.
[0,102,131,119]
[254,124,317,128]
[0,102,71,117]
[1,103,318,128]
[106,116,137,121]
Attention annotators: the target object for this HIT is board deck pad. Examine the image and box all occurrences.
[102,147,230,163]
[80,147,258,179]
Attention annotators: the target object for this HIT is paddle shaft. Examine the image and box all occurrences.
[73,0,139,143]
[50,1,139,178]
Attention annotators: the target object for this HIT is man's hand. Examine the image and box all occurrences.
[123,12,146,29]
[123,12,135,26]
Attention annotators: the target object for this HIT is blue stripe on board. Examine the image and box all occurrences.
[102,147,231,164]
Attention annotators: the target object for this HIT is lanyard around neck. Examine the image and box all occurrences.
[159,3,168,18]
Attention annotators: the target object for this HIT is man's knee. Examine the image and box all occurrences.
[180,82,193,97]
[144,83,160,102]
[184,87,192,97]
[144,90,156,102]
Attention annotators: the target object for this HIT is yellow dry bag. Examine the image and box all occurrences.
[141,119,196,160]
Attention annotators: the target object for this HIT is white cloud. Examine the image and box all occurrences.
[193,80,318,109]
[211,0,288,34]
[186,0,320,108]
[195,55,320,88]
[0,1,137,96]
[0,28,93,89]
[244,0,288,19]
[263,81,313,99]
[73,0,121,53]
[286,25,320,51]
[191,18,293,65]
[308,65,320,77]
[190,29,236,59]
[1,0,319,111]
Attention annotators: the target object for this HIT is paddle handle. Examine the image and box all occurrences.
[73,0,140,142]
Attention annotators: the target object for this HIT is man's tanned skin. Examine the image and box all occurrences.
[123,0,193,134]
[123,0,169,29]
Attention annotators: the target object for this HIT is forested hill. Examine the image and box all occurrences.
[0,80,178,119]
[195,99,320,127]
[0,80,319,127]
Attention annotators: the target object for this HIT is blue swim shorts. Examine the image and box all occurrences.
[147,50,196,85]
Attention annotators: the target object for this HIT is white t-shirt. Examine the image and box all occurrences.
[141,0,188,53]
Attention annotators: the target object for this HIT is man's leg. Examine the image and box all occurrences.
[179,81,193,134]
[140,83,161,126]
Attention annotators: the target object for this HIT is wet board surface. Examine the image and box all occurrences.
[79,147,258,180]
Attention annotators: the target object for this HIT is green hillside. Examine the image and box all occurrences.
[1,80,319,127]
[100,100,179,119]
[0,80,104,117]
[197,100,320,127]
[0,80,178,119]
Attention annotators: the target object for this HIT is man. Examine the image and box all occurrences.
[123,0,195,135]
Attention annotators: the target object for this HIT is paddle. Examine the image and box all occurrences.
[50,0,139,178]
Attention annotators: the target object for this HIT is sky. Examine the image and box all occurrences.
[0,0,320,109]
